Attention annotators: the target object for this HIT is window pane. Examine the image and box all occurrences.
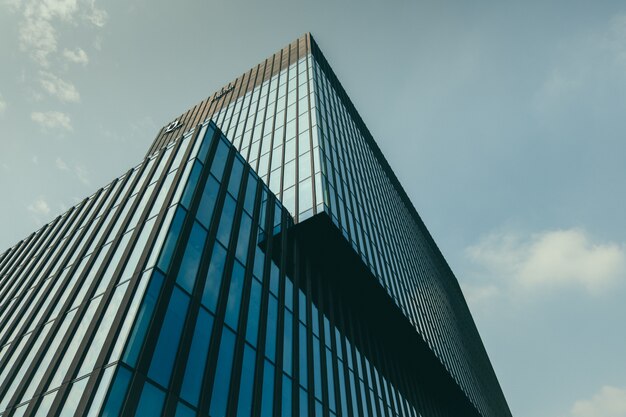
[283,310,293,376]
[134,382,165,417]
[265,295,278,361]
[224,261,245,329]
[122,271,164,367]
[210,139,229,180]
[180,308,214,406]
[176,221,207,293]
[157,207,186,273]
[282,376,292,417]
[260,361,275,417]
[235,213,252,264]
[101,366,132,417]
[148,287,190,387]
[209,328,236,417]
[245,279,262,346]
[299,323,308,389]
[197,176,220,229]
[228,156,245,197]
[216,195,236,246]
[236,345,256,417]
[202,243,227,312]
[181,161,203,209]
[198,125,216,163]
[243,173,257,215]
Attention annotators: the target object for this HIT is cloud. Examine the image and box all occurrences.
[62,47,89,65]
[31,111,72,131]
[75,164,90,185]
[55,156,69,170]
[571,385,626,417]
[27,197,51,216]
[39,71,80,102]
[466,228,626,296]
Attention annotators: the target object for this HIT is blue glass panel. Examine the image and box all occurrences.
[201,243,227,312]
[176,221,207,293]
[299,323,307,389]
[299,388,309,417]
[228,156,244,197]
[253,247,265,279]
[313,336,322,400]
[311,303,319,336]
[182,161,203,209]
[209,328,236,417]
[175,402,196,417]
[180,308,214,406]
[282,376,292,417]
[157,207,186,273]
[236,345,256,417]
[265,295,278,361]
[283,310,293,376]
[235,214,252,264]
[148,287,190,387]
[269,263,279,296]
[260,361,275,417]
[197,175,220,229]
[134,382,165,417]
[326,348,336,411]
[284,277,293,311]
[101,366,131,417]
[210,139,229,180]
[245,279,262,346]
[122,271,164,366]
[224,261,245,329]
[338,363,349,417]
[198,125,216,163]
[243,173,257,215]
[216,195,236,246]
[298,290,307,325]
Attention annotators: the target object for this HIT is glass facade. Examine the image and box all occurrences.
[0,34,511,417]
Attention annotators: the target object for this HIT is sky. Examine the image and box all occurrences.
[1,1,625,416]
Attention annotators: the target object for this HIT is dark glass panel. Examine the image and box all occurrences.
[198,125,216,163]
[180,308,214,406]
[134,382,165,417]
[245,279,262,346]
[265,295,278,361]
[216,195,236,246]
[101,366,132,417]
[313,336,322,400]
[148,287,190,387]
[197,175,220,229]
[227,156,245,197]
[243,173,258,215]
[260,361,275,417]
[327,348,336,412]
[284,277,293,311]
[176,221,207,293]
[122,271,165,367]
[235,213,252,264]
[299,388,309,417]
[175,402,196,417]
[283,310,293,376]
[181,161,203,209]
[224,261,245,329]
[157,207,186,273]
[236,345,256,417]
[209,328,236,417]
[210,138,230,180]
[201,243,227,312]
[282,376,292,417]
[299,323,308,389]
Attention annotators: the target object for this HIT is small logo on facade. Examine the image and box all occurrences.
[165,120,183,133]
[212,85,235,101]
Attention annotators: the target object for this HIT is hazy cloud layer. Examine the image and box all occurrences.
[39,71,80,102]
[571,386,626,417]
[27,197,50,216]
[62,47,88,65]
[55,156,69,170]
[31,111,72,130]
[465,229,626,302]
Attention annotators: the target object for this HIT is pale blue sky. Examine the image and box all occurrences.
[1,1,625,416]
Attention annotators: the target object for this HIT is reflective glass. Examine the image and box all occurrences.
[210,139,230,180]
[134,382,165,417]
[236,345,256,417]
[235,213,252,264]
[299,323,308,389]
[282,376,292,417]
[176,221,207,293]
[260,361,275,417]
[283,310,293,375]
[147,286,190,387]
[224,261,245,329]
[243,173,257,215]
[245,279,262,346]
[201,243,227,312]
[209,328,236,417]
[265,294,278,361]
[216,195,236,246]
[180,307,214,406]
[122,271,164,366]
[157,207,186,273]
[175,402,196,417]
[181,161,203,209]
[101,366,132,417]
[198,125,216,163]
[228,156,245,197]
[197,175,220,229]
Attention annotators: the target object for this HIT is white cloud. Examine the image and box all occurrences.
[466,229,626,296]
[31,111,72,131]
[571,385,626,417]
[27,197,51,216]
[84,0,107,27]
[62,47,89,65]
[55,156,69,170]
[39,71,80,102]
[19,15,57,67]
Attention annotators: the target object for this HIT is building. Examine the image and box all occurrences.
[0,34,512,417]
